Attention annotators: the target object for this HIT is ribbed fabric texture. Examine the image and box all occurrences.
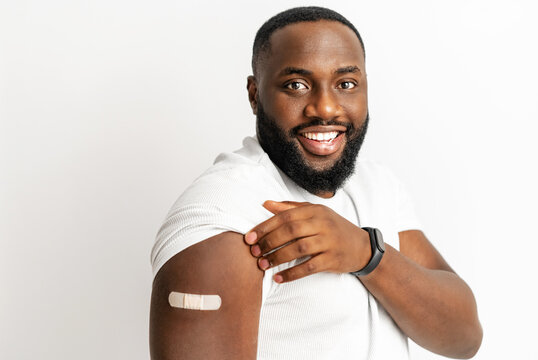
[150,136,422,359]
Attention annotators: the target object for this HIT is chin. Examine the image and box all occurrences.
[256,103,369,196]
[298,143,346,171]
[302,155,341,172]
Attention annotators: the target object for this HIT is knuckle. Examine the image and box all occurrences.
[257,226,267,237]
[297,241,309,255]
[324,217,335,228]
[306,261,316,273]
[261,238,273,252]
[280,211,292,223]
[285,221,299,236]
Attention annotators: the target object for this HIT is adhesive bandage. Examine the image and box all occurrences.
[168,291,222,311]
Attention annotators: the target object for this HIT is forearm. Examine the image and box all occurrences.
[245,203,482,357]
[360,245,482,359]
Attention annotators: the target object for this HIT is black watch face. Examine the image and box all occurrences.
[374,228,385,252]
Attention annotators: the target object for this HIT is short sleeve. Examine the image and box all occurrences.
[149,155,291,281]
[150,202,254,278]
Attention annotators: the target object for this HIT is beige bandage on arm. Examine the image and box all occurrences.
[168,291,222,310]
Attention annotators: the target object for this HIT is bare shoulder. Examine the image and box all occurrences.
[150,231,264,360]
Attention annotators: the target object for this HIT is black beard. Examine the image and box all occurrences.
[256,104,369,196]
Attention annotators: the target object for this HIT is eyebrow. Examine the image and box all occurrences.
[335,65,360,74]
[279,67,313,76]
[279,65,360,76]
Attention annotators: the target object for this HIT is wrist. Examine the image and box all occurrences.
[355,228,372,271]
[350,227,385,277]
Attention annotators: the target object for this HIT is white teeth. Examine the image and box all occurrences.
[302,131,339,141]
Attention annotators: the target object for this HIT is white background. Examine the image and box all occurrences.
[1,0,537,359]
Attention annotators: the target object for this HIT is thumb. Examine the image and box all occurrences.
[262,200,307,214]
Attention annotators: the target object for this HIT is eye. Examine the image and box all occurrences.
[338,81,357,90]
[286,81,308,90]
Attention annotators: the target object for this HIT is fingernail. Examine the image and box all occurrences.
[259,258,270,270]
[251,245,261,257]
[245,231,257,244]
[273,274,283,283]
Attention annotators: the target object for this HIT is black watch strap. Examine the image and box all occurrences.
[350,227,385,277]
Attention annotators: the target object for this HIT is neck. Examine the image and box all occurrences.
[315,190,335,198]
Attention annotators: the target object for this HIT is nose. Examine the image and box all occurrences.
[303,87,344,122]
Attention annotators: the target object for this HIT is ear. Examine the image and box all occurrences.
[246,75,258,115]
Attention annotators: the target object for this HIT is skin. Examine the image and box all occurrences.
[249,21,368,186]
[150,232,263,360]
[150,20,482,359]
[245,201,482,358]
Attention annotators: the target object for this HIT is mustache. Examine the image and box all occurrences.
[290,119,353,136]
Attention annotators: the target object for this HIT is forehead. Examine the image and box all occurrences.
[261,20,364,75]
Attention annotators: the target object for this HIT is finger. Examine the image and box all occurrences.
[273,254,328,283]
[258,235,323,270]
[257,218,319,255]
[262,200,308,215]
[244,204,316,245]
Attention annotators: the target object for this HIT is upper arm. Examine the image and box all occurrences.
[149,231,264,360]
[399,230,454,272]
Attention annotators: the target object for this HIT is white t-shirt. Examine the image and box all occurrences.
[151,136,422,360]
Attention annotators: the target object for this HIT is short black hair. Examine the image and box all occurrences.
[252,6,365,76]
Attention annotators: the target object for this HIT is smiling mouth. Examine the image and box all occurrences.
[301,131,340,142]
[296,126,347,156]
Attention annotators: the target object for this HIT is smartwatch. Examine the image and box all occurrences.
[350,227,385,277]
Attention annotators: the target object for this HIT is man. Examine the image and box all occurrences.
[149,6,482,360]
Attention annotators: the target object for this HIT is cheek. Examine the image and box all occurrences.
[265,91,307,126]
[343,92,368,119]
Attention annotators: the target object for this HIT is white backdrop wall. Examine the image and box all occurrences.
[1,0,537,359]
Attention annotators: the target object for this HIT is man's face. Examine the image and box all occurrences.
[248,20,369,197]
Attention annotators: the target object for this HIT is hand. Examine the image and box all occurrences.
[244,200,371,283]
